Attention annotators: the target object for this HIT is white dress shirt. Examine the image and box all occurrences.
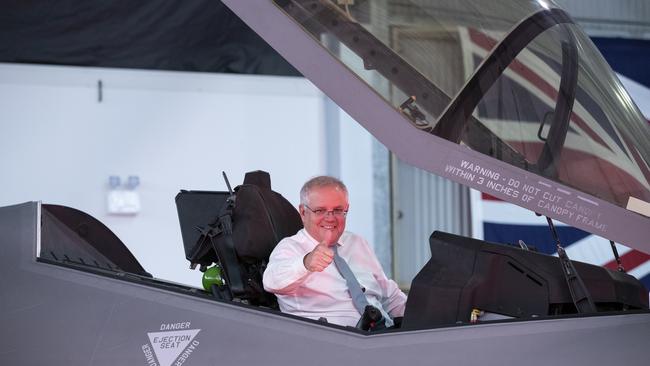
[263,229,407,327]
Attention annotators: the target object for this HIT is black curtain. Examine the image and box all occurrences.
[0,0,300,76]
[2,1,647,83]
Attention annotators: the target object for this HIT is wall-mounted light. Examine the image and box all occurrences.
[107,175,141,215]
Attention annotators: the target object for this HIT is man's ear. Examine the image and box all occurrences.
[298,204,305,217]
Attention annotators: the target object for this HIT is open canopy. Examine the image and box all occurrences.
[223,0,650,251]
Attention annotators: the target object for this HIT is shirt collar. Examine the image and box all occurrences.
[301,229,344,247]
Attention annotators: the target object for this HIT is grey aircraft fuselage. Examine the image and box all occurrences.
[1,201,649,365]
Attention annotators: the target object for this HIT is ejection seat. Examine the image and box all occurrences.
[176,170,303,308]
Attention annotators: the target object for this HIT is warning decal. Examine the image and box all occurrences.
[142,323,201,366]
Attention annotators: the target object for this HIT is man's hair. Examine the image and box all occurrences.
[300,176,348,205]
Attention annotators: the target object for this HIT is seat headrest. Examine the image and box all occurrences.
[243,170,271,190]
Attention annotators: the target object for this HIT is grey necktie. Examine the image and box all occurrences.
[332,245,370,315]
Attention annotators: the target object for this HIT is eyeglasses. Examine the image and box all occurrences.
[304,205,348,218]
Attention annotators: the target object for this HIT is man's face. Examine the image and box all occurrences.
[300,185,348,245]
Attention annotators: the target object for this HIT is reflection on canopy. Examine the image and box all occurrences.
[274,0,650,210]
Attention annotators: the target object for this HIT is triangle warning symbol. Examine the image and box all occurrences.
[147,329,201,366]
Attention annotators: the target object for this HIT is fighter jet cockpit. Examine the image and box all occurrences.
[26,0,650,332]
[33,167,648,336]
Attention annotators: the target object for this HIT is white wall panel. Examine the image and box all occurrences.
[0,63,334,287]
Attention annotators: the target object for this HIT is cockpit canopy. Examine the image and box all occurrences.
[274,0,650,210]
[224,0,650,249]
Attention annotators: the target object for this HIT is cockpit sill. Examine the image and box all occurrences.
[34,227,650,336]
[35,203,650,336]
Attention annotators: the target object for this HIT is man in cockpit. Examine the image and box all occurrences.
[263,176,406,328]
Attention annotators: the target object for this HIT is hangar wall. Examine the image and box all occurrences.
[0,62,377,287]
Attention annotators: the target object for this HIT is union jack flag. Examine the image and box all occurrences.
[462,28,650,290]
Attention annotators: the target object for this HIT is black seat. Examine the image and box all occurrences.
[232,170,303,265]
[177,170,302,307]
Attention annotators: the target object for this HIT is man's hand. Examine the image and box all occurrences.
[303,242,334,272]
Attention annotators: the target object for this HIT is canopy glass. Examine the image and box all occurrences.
[273,0,650,212]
